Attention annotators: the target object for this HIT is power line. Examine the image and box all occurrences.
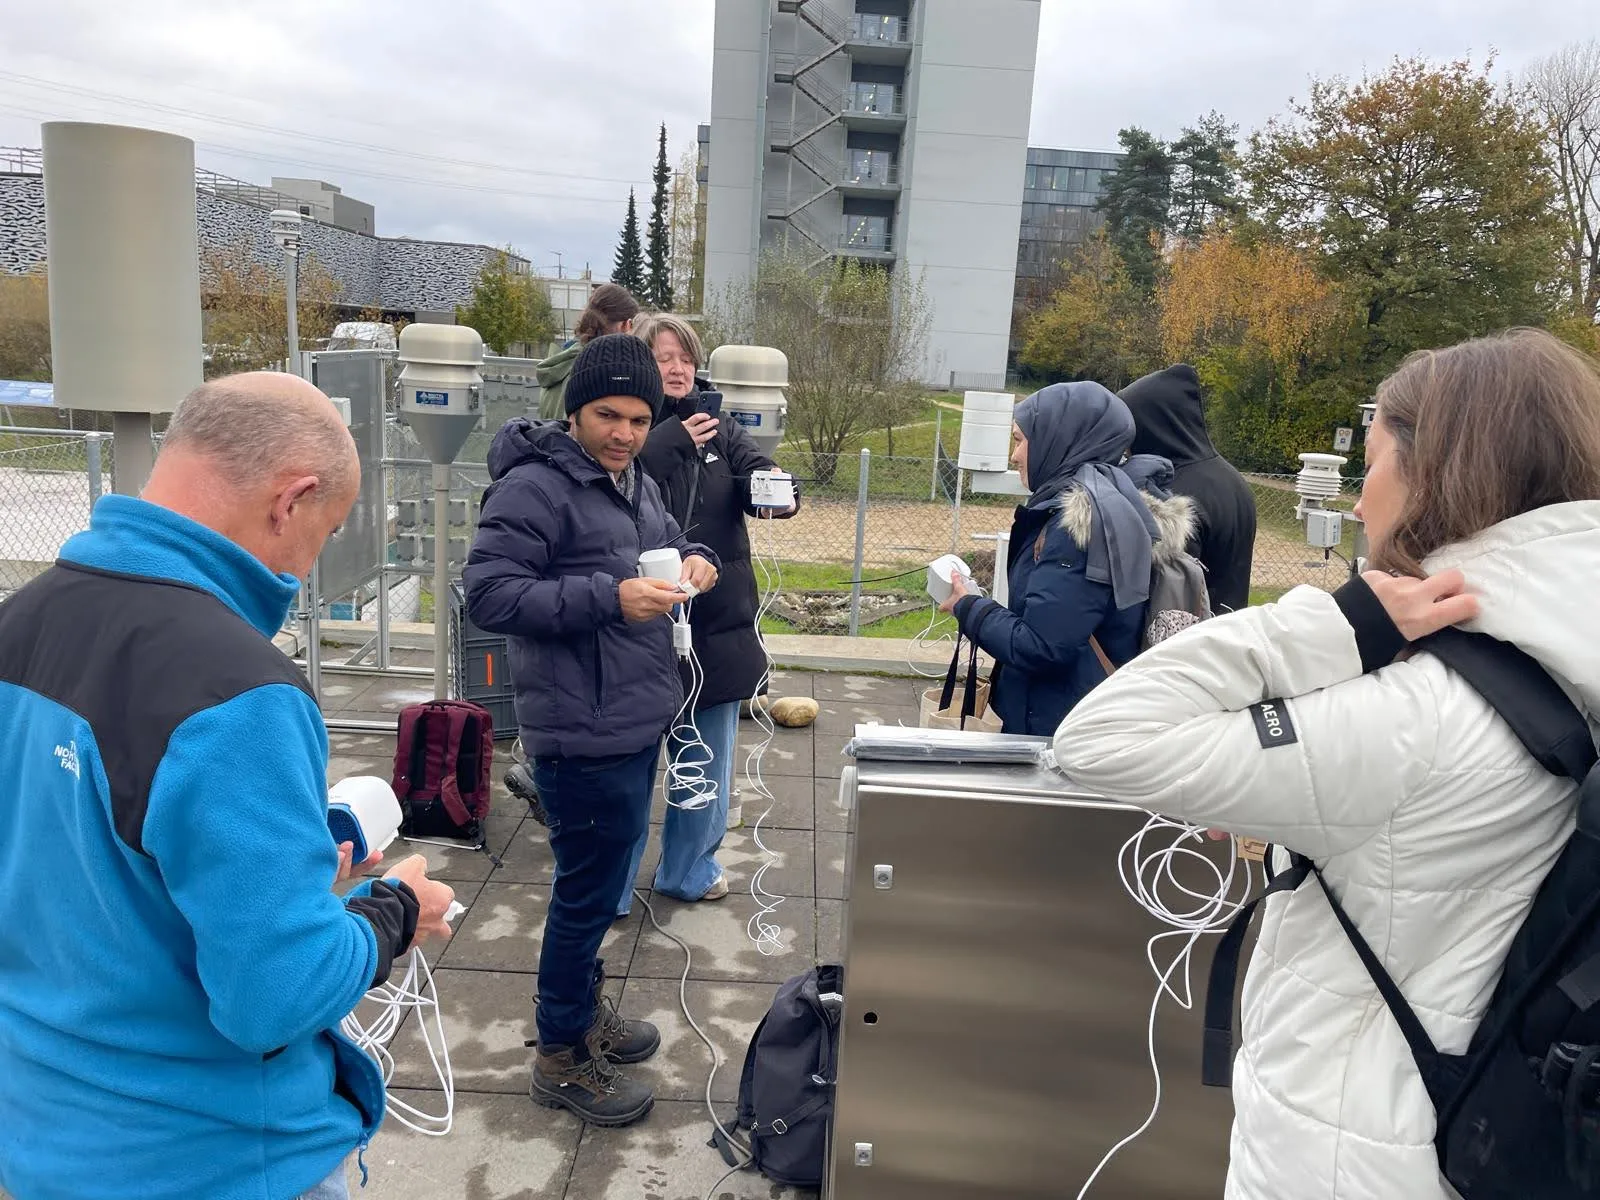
[0,96,634,207]
[0,70,658,190]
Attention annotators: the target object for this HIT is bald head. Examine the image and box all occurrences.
[145,371,360,580]
[161,372,357,497]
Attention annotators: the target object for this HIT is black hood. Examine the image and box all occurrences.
[486,416,609,486]
[1120,364,1218,468]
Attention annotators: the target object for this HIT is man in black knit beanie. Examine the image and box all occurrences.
[464,334,719,1126]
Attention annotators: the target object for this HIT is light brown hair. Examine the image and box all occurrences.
[1371,328,1600,576]
[631,312,705,369]
[574,283,640,343]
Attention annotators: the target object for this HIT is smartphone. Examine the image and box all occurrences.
[696,389,724,419]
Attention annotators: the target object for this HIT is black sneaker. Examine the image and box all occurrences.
[587,990,660,1065]
[505,762,548,826]
[531,1044,654,1127]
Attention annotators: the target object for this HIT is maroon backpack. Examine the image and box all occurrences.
[391,700,496,856]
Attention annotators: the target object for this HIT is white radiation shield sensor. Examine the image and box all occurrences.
[327,776,403,863]
[638,547,683,583]
[926,554,982,605]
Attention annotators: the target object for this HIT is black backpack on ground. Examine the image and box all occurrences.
[1205,628,1600,1197]
[715,964,842,1189]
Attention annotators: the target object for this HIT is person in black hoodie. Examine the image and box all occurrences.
[620,313,799,909]
[1119,364,1258,613]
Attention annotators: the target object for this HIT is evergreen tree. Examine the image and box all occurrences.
[1096,127,1175,293]
[645,124,675,310]
[612,189,645,295]
[1168,112,1241,243]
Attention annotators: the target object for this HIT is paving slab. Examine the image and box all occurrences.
[732,773,814,831]
[735,728,811,778]
[565,1099,816,1200]
[354,1090,582,1200]
[815,777,854,834]
[630,892,816,985]
[441,882,643,977]
[616,977,780,1105]
[815,833,850,902]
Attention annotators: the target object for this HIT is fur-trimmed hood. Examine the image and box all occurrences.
[1060,486,1197,565]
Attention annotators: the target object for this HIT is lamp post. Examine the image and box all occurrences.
[270,208,320,697]
[269,209,303,376]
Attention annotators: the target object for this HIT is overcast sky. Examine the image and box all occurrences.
[0,0,1593,280]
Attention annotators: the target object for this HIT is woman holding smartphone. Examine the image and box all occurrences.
[618,314,799,911]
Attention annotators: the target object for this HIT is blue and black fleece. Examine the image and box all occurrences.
[0,495,417,1200]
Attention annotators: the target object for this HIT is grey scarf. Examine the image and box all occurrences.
[1015,382,1158,610]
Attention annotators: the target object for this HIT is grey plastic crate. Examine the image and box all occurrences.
[449,583,518,740]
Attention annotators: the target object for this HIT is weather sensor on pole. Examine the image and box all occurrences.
[396,324,485,700]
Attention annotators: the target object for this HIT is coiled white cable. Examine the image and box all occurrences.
[665,603,716,813]
[340,947,456,1137]
[907,602,956,678]
[743,513,787,956]
[1074,814,1255,1199]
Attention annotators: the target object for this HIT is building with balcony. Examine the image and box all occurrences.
[704,0,1041,387]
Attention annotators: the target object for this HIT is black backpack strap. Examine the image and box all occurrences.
[1418,629,1597,783]
[1202,852,1311,1086]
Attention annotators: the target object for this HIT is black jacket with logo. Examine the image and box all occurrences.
[638,382,800,709]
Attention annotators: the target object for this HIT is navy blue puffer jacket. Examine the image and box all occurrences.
[464,419,718,759]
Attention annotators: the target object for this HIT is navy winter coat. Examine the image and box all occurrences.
[953,493,1146,736]
[463,419,718,759]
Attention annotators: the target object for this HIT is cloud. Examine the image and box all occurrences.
[0,0,1587,281]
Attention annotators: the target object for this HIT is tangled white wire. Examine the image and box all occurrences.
[665,603,716,813]
[339,948,455,1137]
[907,602,956,679]
[1075,814,1256,1200]
[743,513,787,956]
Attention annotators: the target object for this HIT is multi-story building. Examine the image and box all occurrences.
[704,0,1042,388]
[1015,146,1122,289]
[269,177,377,235]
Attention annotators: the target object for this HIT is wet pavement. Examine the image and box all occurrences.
[316,658,931,1200]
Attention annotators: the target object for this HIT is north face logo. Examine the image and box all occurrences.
[54,741,80,779]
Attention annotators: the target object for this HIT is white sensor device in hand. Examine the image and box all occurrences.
[640,546,699,599]
[926,553,983,605]
[749,469,795,510]
[327,776,403,864]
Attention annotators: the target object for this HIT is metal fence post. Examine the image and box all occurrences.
[951,468,964,552]
[84,432,104,513]
[849,448,870,637]
[930,409,942,501]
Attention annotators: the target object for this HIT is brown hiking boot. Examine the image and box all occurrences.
[588,988,660,1065]
[531,1043,654,1127]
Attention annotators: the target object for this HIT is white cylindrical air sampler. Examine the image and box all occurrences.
[42,123,204,494]
[326,776,403,864]
[708,345,789,457]
[958,391,1016,473]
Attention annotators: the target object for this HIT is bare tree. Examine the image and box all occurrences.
[706,251,932,484]
[1529,40,1600,321]
[668,147,702,313]
[202,239,345,377]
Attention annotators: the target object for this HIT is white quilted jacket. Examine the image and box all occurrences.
[1052,501,1600,1200]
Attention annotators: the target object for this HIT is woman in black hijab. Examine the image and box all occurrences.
[940,382,1161,734]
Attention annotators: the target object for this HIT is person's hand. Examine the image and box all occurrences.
[619,577,685,622]
[938,571,971,615]
[383,854,456,944]
[336,841,383,883]
[682,555,719,594]
[682,412,719,448]
[1363,567,1479,642]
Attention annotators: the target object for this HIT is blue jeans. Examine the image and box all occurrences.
[621,700,738,908]
[532,741,659,1049]
[297,1162,348,1200]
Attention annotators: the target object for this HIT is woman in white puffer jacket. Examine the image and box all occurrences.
[1053,328,1600,1200]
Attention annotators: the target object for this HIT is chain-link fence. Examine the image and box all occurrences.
[0,425,1362,641]
[0,430,112,597]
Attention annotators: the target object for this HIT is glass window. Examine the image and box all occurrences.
[1025,164,1038,189]
[846,82,898,114]
[1053,166,1073,191]
[842,214,889,250]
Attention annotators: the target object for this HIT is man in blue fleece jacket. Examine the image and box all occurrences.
[0,373,456,1200]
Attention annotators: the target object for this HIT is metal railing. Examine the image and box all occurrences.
[851,13,911,44]
[1,146,309,215]
[844,84,906,117]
